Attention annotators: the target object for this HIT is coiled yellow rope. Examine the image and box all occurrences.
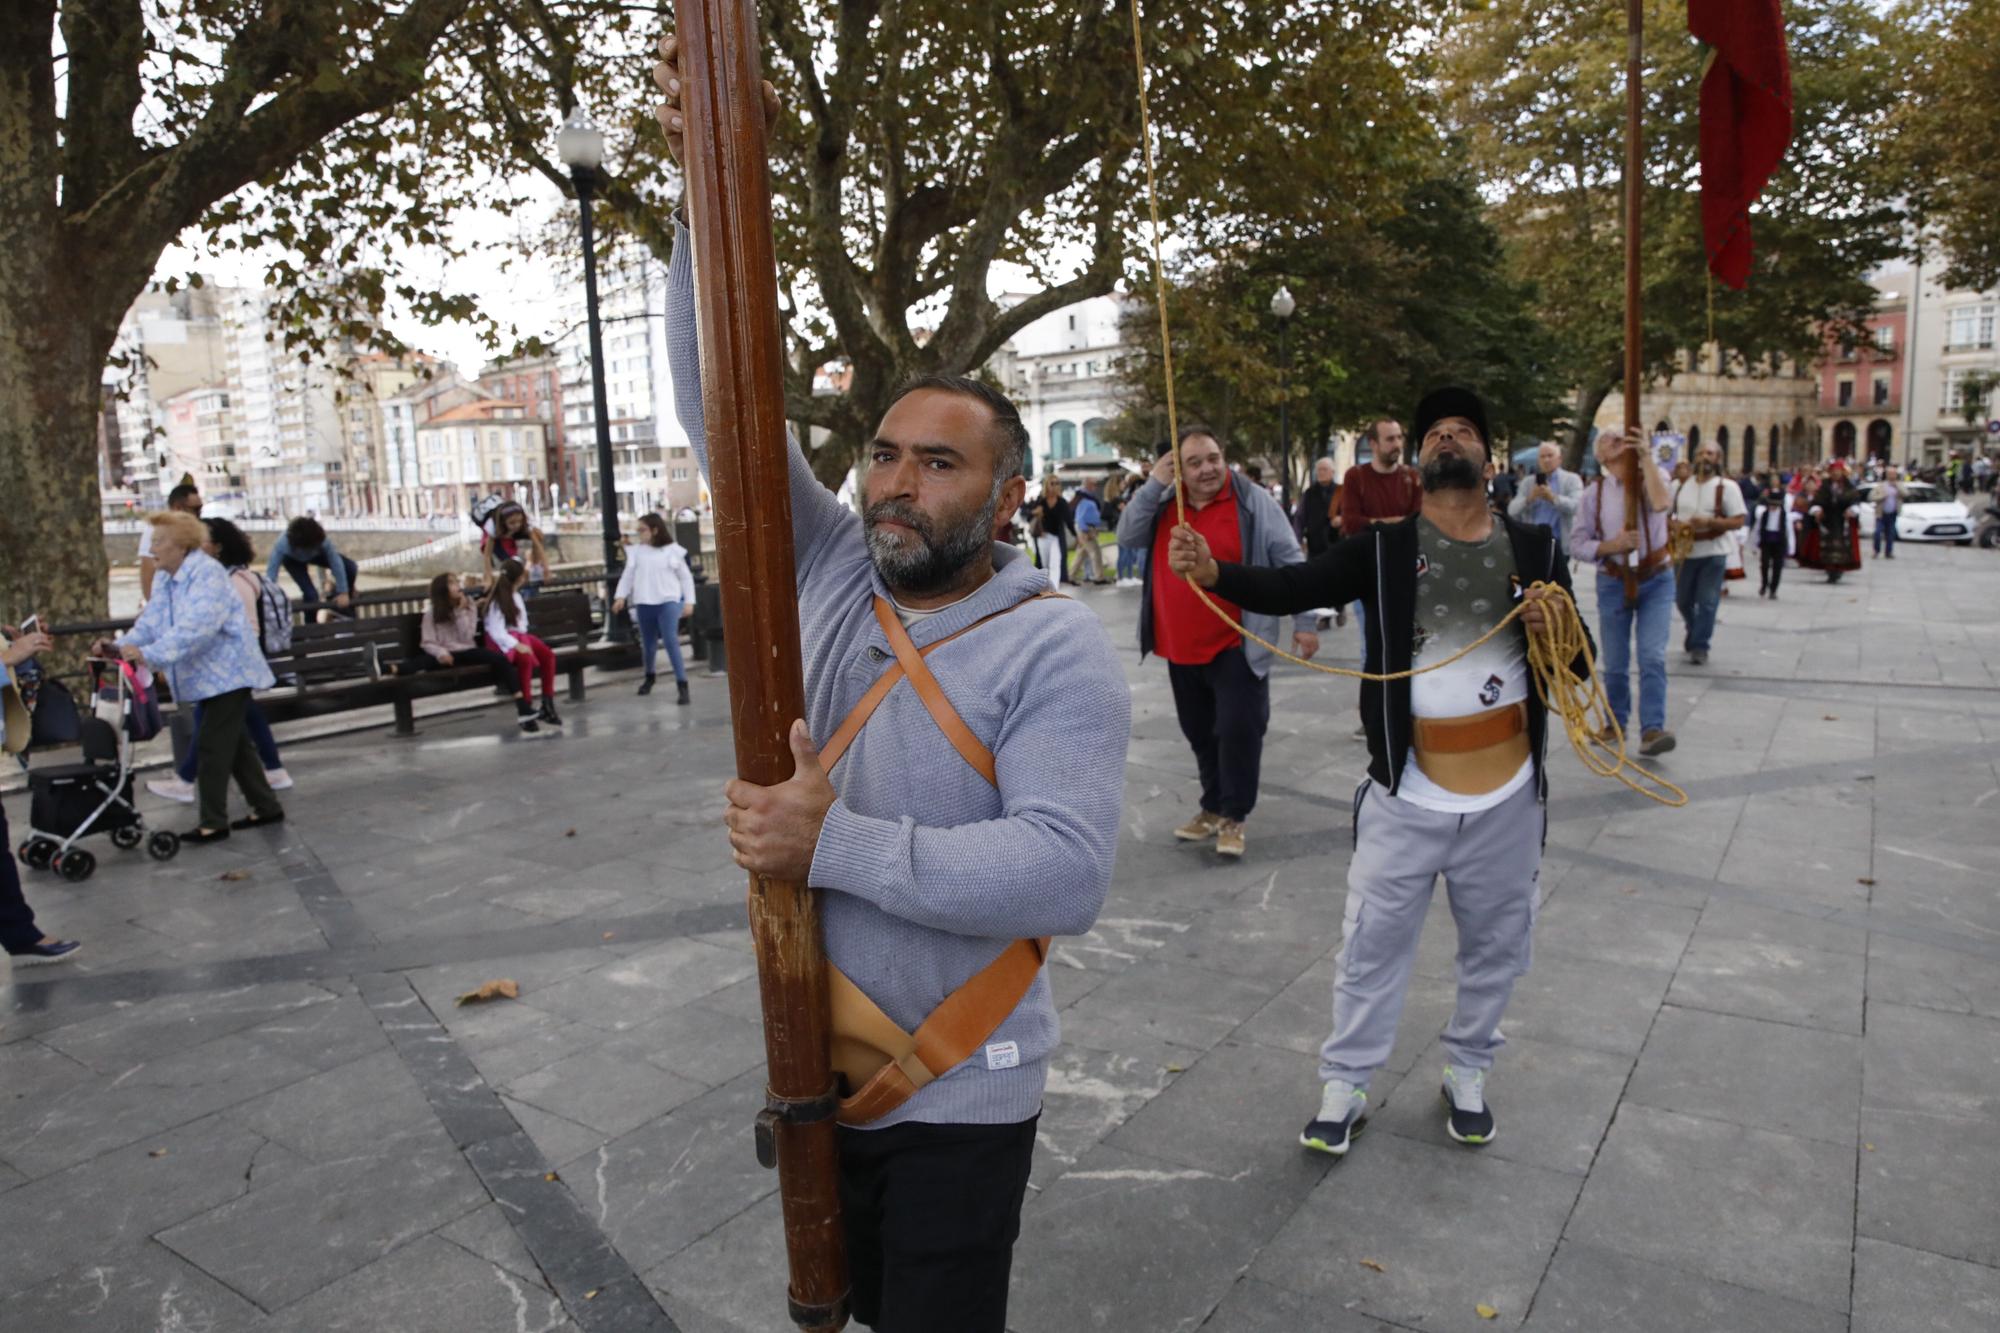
[1123,0,1685,806]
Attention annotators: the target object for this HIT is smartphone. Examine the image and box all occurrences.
[19,614,38,634]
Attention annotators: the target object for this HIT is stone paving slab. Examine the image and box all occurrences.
[1,541,1997,1329]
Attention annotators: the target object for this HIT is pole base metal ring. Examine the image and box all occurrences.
[787,1288,851,1330]
[754,1082,840,1169]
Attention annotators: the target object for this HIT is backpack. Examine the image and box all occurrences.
[239,568,292,657]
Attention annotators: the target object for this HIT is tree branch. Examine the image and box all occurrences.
[58,0,146,214]
[70,0,475,257]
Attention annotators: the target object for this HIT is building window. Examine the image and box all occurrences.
[1082,417,1110,453]
[1946,303,1996,351]
[1872,375,1890,406]
[1873,326,1895,353]
[1837,378,1853,408]
[1048,419,1077,462]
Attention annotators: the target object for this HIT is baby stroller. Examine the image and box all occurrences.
[17,660,180,881]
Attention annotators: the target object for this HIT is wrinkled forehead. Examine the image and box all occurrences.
[1422,415,1480,444]
[1181,434,1223,464]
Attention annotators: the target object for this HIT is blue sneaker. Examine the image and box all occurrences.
[8,939,82,966]
[1299,1079,1367,1156]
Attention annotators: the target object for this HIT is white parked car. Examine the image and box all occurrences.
[1854,482,1974,545]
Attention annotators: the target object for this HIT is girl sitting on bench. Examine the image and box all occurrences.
[392,573,539,732]
[481,560,562,730]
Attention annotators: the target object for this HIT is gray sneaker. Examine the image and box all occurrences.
[1639,728,1677,757]
[1300,1079,1368,1156]
[1442,1064,1496,1145]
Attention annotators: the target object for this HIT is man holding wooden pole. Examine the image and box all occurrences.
[657,31,1131,1333]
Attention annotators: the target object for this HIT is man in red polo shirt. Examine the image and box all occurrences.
[1118,428,1316,859]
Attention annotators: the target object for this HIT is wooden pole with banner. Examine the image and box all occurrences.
[670,3,849,1328]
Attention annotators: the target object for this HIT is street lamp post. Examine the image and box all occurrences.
[1271,284,1296,511]
[557,105,629,643]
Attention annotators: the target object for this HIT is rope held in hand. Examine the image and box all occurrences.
[1123,0,1684,807]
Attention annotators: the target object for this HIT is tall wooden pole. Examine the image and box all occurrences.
[1619,0,1646,606]
[1623,0,1644,442]
[672,3,848,1329]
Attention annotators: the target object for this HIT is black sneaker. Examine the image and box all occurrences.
[538,699,563,727]
[1442,1065,1496,1146]
[638,675,655,697]
[1299,1080,1367,1156]
[515,703,540,733]
[676,680,691,706]
[8,939,82,966]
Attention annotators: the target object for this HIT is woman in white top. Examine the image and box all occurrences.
[482,559,562,728]
[612,513,697,703]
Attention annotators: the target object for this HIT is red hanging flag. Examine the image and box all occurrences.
[1689,0,1793,289]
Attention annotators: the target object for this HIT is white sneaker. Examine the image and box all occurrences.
[263,767,294,790]
[146,777,196,804]
[1442,1064,1496,1145]
[1300,1078,1368,1156]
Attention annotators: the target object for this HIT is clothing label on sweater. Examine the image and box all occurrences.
[984,1041,1021,1071]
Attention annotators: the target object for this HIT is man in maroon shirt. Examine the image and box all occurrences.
[1337,419,1423,732]
[1118,428,1316,859]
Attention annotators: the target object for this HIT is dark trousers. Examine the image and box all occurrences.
[0,801,44,952]
[283,553,360,612]
[195,689,283,831]
[1759,540,1786,595]
[176,700,281,783]
[1874,513,1897,557]
[401,647,519,697]
[1167,645,1270,821]
[838,1117,1037,1333]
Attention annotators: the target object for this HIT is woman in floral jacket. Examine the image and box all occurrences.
[97,512,283,844]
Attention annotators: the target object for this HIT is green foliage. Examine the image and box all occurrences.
[1109,167,1568,473]
[1439,0,1908,457]
[1883,0,2000,289]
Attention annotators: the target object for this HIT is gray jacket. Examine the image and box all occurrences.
[1116,473,1311,678]
[1507,467,1583,554]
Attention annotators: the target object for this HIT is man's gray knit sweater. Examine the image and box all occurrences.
[666,220,1131,1129]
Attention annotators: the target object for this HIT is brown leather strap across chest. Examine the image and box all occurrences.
[818,590,1058,1126]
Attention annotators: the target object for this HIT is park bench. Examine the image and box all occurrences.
[256,589,634,735]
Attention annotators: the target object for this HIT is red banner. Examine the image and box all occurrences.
[1690,0,1793,288]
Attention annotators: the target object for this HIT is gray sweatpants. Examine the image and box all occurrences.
[1320,777,1545,1086]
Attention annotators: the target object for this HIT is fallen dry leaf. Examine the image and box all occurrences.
[1822,714,1839,721]
[1858,877,1876,886]
[585,1290,600,1301]
[1359,1259,1386,1273]
[1164,1063,1185,1074]
[602,931,616,941]
[148,1148,168,1158]
[454,978,520,1006]
[1475,1304,1500,1321]
[217,869,251,882]
[565,828,577,838]
[544,1171,560,1181]
[1865,1143,1875,1151]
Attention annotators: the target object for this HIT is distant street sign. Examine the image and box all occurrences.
[1986,418,1999,436]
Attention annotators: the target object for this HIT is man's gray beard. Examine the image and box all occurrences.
[1420,453,1483,493]
[864,483,1003,598]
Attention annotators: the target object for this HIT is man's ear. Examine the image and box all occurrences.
[994,474,1028,528]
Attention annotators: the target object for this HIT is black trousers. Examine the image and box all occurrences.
[1758,540,1785,594]
[0,801,45,953]
[400,647,519,697]
[838,1116,1037,1333]
[195,688,282,832]
[1167,645,1270,821]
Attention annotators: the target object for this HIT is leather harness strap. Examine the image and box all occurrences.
[819,590,1058,1126]
[1412,702,1526,755]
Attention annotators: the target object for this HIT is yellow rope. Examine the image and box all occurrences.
[1123,0,1685,807]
